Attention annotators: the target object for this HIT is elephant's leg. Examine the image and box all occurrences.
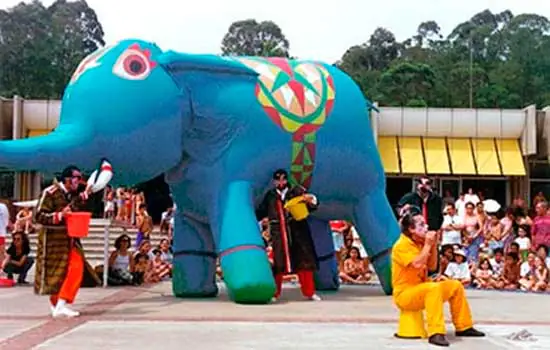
[172,212,218,298]
[308,217,340,291]
[352,189,400,295]
[216,181,275,304]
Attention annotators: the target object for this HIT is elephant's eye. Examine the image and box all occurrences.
[113,43,157,80]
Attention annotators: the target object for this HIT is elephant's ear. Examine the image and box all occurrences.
[157,51,258,84]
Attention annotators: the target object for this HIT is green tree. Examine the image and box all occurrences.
[0,0,105,99]
[221,19,290,57]
[339,9,550,109]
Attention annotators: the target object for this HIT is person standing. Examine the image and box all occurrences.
[257,169,321,302]
[34,165,101,317]
[397,176,444,231]
[135,204,153,248]
[532,201,550,251]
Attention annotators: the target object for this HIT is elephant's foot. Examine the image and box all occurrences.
[220,247,276,304]
[171,212,218,298]
[353,189,400,295]
[172,253,218,298]
[307,217,340,291]
[215,181,276,304]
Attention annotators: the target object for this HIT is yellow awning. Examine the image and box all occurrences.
[377,136,400,173]
[448,138,476,175]
[398,137,425,174]
[27,129,51,138]
[423,138,450,174]
[495,139,526,176]
[472,138,501,175]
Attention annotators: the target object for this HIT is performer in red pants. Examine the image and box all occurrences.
[35,165,103,317]
[257,169,321,302]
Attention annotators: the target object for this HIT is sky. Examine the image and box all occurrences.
[0,0,549,62]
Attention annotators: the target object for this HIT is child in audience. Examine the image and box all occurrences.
[496,252,521,290]
[514,225,531,261]
[474,258,495,289]
[531,256,548,292]
[489,248,505,279]
[444,249,471,286]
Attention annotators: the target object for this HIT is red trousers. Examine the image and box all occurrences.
[50,247,83,305]
[274,270,315,298]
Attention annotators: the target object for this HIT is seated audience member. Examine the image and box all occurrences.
[339,247,371,284]
[496,252,521,290]
[151,249,171,280]
[392,209,484,347]
[133,253,160,285]
[107,234,135,286]
[530,256,548,292]
[1,232,34,284]
[508,242,521,259]
[519,252,536,291]
[536,245,550,268]
[158,239,173,264]
[473,258,495,289]
[489,248,505,278]
[444,249,472,287]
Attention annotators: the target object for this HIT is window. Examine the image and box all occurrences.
[529,161,550,180]
[386,177,413,216]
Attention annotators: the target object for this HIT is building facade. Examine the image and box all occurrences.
[0,96,549,209]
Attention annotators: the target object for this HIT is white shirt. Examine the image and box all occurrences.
[520,262,533,277]
[455,198,466,218]
[0,203,9,237]
[515,237,531,250]
[464,194,480,205]
[445,262,471,280]
[489,258,504,277]
[441,214,463,245]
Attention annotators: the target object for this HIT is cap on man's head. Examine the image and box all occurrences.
[273,169,288,180]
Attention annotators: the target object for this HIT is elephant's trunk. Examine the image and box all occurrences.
[0,122,96,173]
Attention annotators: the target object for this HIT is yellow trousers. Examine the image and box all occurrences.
[394,280,473,336]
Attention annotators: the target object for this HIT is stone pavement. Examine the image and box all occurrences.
[1,282,550,349]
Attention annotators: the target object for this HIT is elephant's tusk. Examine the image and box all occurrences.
[90,160,114,193]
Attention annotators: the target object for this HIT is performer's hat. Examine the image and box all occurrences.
[273,169,288,180]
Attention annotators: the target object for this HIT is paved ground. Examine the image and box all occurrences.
[1,281,550,350]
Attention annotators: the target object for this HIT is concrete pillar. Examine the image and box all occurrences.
[371,102,379,146]
[12,96,23,199]
[32,172,42,199]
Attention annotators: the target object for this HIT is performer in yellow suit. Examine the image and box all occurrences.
[391,207,485,347]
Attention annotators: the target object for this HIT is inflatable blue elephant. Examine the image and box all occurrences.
[0,39,400,303]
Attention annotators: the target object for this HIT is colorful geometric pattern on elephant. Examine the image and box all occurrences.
[235,57,336,188]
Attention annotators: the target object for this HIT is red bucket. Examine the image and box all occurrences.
[65,212,92,238]
[0,277,15,288]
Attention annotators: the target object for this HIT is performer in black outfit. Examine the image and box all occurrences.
[257,169,321,302]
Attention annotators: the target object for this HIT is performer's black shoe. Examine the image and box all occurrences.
[428,334,450,347]
[455,328,485,337]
